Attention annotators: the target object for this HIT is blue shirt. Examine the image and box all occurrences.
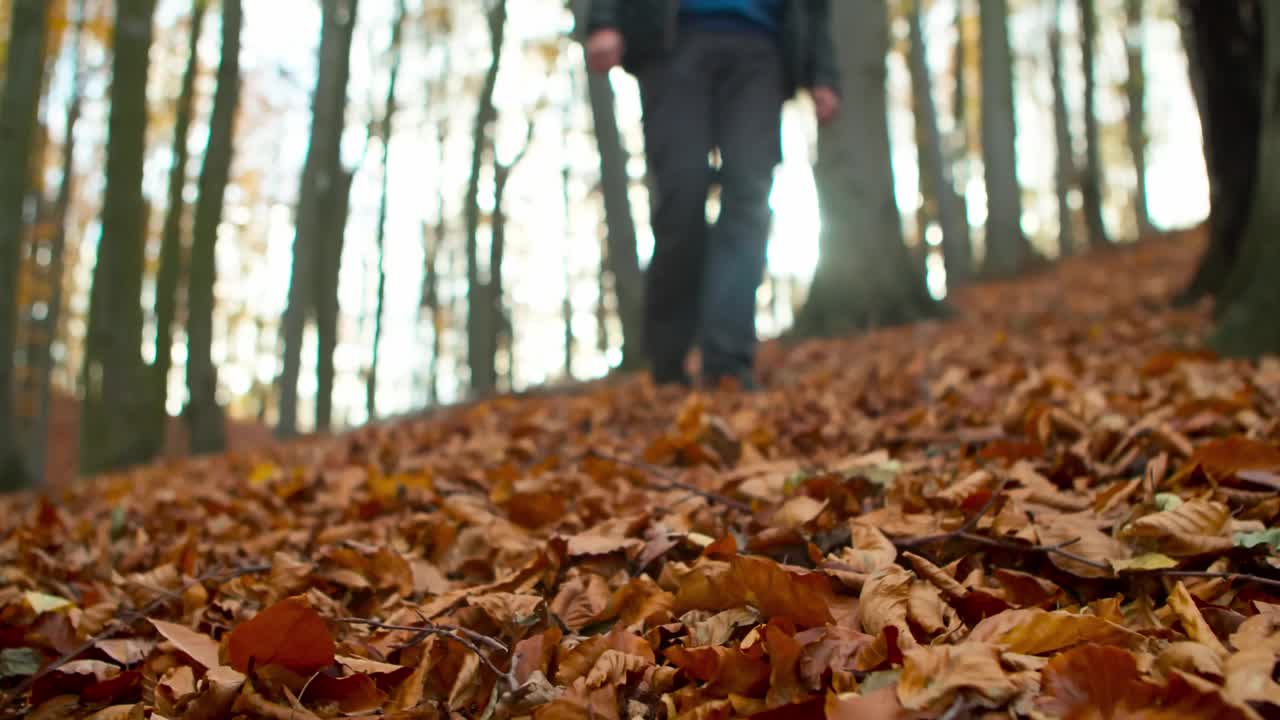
[679,0,785,34]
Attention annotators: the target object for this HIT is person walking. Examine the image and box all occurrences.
[585,0,841,388]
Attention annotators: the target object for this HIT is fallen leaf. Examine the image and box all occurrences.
[897,642,1018,711]
[969,609,1145,655]
[150,619,221,669]
[226,596,335,673]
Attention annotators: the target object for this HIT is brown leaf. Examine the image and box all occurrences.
[309,672,388,713]
[594,574,674,630]
[824,687,911,720]
[1184,435,1280,480]
[858,566,916,650]
[896,642,1017,711]
[550,573,612,631]
[1166,582,1229,656]
[534,679,619,720]
[150,619,221,670]
[664,644,771,697]
[771,496,827,530]
[1036,513,1132,577]
[1122,500,1233,556]
[1040,644,1157,718]
[1155,642,1224,679]
[968,609,1145,655]
[226,596,335,673]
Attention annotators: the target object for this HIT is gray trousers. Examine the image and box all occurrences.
[638,28,784,383]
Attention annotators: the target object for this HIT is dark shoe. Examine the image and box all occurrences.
[651,369,693,389]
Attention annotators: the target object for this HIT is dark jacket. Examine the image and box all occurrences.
[587,0,840,98]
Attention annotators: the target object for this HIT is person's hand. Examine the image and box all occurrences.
[586,29,625,74]
[812,86,841,126]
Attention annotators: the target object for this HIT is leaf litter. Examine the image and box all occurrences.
[2,232,1279,718]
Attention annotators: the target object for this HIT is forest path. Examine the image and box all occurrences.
[7,225,1278,719]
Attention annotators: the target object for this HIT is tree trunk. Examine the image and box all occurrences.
[366,0,406,421]
[793,0,941,337]
[0,0,51,489]
[1079,0,1110,248]
[314,165,354,433]
[1175,0,1260,306]
[1209,2,1280,357]
[151,0,206,455]
[1049,0,1078,257]
[1124,0,1151,235]
[81,0,157,476]
[978,0,1029,277]
[463,0,506,396]
[573,0,645,369]
[28,0,87,486]
[278,0,359,437]
[908,0,971,286]
[185,0,240,455]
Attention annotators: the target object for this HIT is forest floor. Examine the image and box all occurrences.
[3,226,1280,720]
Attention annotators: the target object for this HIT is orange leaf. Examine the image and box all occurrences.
[825,687,911,720]
[732,555,835,627]
[968,609,1144,655]
[308,672,387,713]
[226,596,335,673]
[664,644,771,697]
[1186,435,1280,479]
[150,619,221,669]
[549,574,612,631]
[896,643,1017,711]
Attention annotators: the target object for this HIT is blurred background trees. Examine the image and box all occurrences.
[0,0,1231,488]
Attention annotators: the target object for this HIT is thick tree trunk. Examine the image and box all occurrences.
[1079,0,1110,248]
[1209,2,1280,357]
[28,0,87,486]
[1125,0,1151,235]
[464,0,506,396]
[978,0,1029,277]
[278,0,359,437]
[794,0,941,337]
[1049,0,1078,257]
[366,0,406,421]
[81,0,157,476]
[908,0,971,286]
[185,0,240,455]
[0,0,50,489]
[150,0,206,454]
[1175,0,1260,306]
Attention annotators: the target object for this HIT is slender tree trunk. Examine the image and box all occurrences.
[185,0,240,455]
[366,0,406,421]
[1079,0,1110,248]
[151,0,207,454]
[0,0,51,488]
[978,0,1030,277]
[1175,0,1260,306]
[278,0,359,437]
[1125,0,1151,235]
[573,0,645,369]
[463,0,506,396]
[562,98,575,380]
[1049,0,1078,257]
[28,0,88,486]
[908,0,971,285]
[1208,1,1280,357]
[482,122,535,393]
[793,0,941,337]
[81,0,158,476]
[425,136,446,407]
[314,165,353,433]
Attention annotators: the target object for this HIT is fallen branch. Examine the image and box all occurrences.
[334,617,513,689]
[3,561,271,710]
[583,450,752,513]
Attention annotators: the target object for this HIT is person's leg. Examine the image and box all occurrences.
[700,33,785,385]
[638,33,715,385]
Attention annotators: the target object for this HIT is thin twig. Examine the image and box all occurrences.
[898,478,1009,548]
[334,617,512,688]
[583,449,752,513]
[3,562,271,709]
[1152,570,1280,592]
[952,532,1111,571]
